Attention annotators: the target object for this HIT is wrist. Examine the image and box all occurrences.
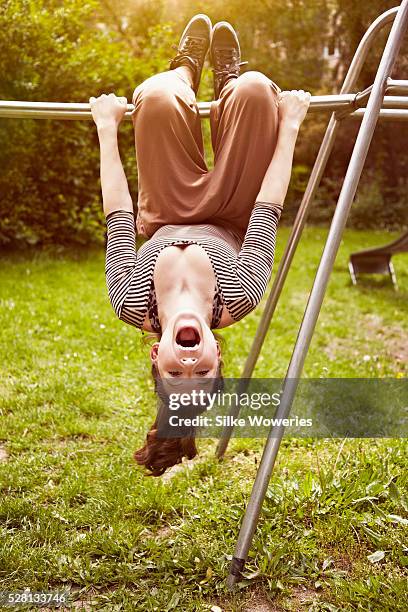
[256,194,285,207]
[279,119,300,135]
[97,121,119,135]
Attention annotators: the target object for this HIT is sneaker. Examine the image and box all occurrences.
[169,14,212,95]
[209,21,248,99]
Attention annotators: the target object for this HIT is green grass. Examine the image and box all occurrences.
[0,227,407,611]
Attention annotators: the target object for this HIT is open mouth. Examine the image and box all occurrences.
[176,326,201,348]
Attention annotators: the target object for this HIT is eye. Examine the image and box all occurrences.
[196,370,210,376]
[168,371,182,377]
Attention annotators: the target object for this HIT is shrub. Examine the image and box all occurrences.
[0,0,172,245]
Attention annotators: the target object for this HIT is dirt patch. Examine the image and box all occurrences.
[155,525,174,538]
[324,313,408,365]
[211,587,282,612]
[69,601,92,610]
[41,599,91,611]
[0,445,8,462]
[243,591,281,611]
[289,586,319,607]
[161,456,198,482]
[211,583,323,612]
[324,336,357,361]
[364,314,408,363]
[331,552,352,572]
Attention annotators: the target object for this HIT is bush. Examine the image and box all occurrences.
[1,0,407,245]
[0,0,172,245]
[348,174,408,231]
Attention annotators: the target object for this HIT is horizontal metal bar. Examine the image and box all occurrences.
[2,97,407,121]
[375,95,408,108]
[1,93,407,121]
[0,102,136,121]
[351,108,408,120]
[387,78,408,93]
[354,79,408,106]
[0,109,102,120]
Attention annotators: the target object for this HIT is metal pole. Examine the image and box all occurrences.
[0,94,407,121]
[226,0,408,588]
[0,94,357,120]
[216,5,400,458]
[386,78,408,93]
[0,95,359,119]
[352,108,408,120]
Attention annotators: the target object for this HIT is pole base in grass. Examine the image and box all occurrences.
[226,572,240,589]
[226,556,246,589]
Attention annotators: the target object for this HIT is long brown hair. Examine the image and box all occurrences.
[134,335,224,476]
[133,390,198,477]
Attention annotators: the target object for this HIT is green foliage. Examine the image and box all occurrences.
[0,0,407,245]
[177,0,330,90]
[0,229,407,608]
[0,0,173,245]
[348,173,408,230]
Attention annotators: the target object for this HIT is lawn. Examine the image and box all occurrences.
[0,226,407,611]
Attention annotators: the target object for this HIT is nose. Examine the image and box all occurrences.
[180,357,197,365]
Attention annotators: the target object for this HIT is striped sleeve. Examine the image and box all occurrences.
[235,202,281,307]
[105,210,139,321]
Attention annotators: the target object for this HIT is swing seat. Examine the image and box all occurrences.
[349,229,408,288]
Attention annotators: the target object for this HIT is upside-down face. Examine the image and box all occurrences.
[150,311,220,387]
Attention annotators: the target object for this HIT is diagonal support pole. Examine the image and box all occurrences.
[226,0,408,588]
[215,5,400,459]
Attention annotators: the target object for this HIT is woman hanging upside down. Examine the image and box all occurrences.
[90,14,310,476]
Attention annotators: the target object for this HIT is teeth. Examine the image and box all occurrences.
[179,344,199,350]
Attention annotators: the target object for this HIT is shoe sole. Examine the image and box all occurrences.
[209,21,241,67]
[210,21,242,98]
[177,13,212,93]
[179,13,212,43]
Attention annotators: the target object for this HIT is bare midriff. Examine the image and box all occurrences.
[142,243,233,331]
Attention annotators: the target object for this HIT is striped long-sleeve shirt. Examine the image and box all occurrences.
[105,202,281,331]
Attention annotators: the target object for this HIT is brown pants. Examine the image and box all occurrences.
[132,69,280,242]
